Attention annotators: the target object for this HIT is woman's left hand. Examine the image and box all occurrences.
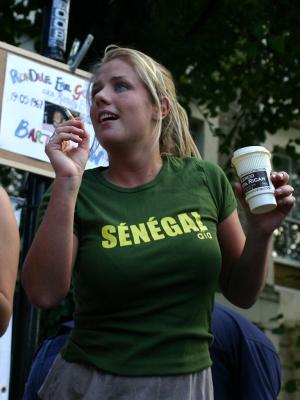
[234,171,296,235]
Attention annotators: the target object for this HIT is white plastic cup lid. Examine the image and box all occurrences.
[232,146,271,162]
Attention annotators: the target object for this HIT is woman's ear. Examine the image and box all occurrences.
[161,96,170,119]
[153,97,170,121]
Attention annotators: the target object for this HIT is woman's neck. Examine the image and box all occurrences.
[102,152,163,188]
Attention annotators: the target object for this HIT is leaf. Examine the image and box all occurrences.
[269,35,285,54]
[271,324,285,335]
[284,379,300,393]
[269,313,284,321]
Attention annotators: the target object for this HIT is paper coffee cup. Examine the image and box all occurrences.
[231,146,277,214]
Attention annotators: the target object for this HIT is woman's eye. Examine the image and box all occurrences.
[91,87,100,100]
[115,83,129,93]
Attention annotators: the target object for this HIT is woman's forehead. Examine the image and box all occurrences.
[95,58,136,81]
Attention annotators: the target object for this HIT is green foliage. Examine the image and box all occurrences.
[0,0,41,47]
[64,0,300,155]
[2,0,300,158]
[0,166,23,196]
[271,323,285,335]
[271,320,300,394]
[284,379,300,393]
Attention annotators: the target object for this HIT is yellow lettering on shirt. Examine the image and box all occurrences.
[177,213,199,233]
[101,225,118,248]
[130,223,151,244]
[100,211,212,249]
[161,217,183,236]
[118,223,132,247]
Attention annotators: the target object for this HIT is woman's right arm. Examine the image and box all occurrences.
[22,119,90,309]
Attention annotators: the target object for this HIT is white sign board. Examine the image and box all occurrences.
[0,53,108,170]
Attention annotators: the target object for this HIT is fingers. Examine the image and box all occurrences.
[271,171,289,188]
[48,120,87,147]
[50,130,84,145]
[276,194,296,208]
[233,177,296,214]
[275,185,294,200]
[274,181,296,212]
[271,170,295,208]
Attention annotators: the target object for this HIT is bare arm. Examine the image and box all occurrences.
[0,188,20,336]
[21,118,89,309]
[22,179,80,308]
[218,171,295,308]
[218,210,271,308]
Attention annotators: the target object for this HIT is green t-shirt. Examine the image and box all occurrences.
[41,155,237,376]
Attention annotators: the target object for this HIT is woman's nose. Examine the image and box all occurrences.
[94,88,112,105]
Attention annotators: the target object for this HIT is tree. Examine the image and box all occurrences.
[66,0,300,156]
[2,0,300,160]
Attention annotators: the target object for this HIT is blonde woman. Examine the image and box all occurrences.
[0,187,19,336]
[22,46,295,399]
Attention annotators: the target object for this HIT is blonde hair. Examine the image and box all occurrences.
[90,45,200,159]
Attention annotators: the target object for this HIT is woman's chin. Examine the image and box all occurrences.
[97,135,124,151]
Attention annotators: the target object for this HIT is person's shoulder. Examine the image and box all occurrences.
[213,304,277,351]
[213,303,258,334]
[166,155,222,175]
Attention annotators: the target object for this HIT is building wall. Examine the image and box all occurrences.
[196,111,300,399]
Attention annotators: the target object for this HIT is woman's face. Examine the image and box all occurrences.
[52,110,64,125]
[90,58,158,152]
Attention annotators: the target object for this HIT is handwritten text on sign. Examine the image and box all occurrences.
[0,53,108,169]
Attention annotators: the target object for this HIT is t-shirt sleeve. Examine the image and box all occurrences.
[202,161,237,222]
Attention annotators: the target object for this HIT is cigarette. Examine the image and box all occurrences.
[64,107,75,120]
[61,108,76,152]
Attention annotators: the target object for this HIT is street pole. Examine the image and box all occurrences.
[9,2,71,398]
[9,174,50,400]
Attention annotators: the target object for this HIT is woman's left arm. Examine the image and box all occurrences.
[218,171,295,309]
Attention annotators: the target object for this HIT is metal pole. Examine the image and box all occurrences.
[9,174,49,400]
[9,2,71,397]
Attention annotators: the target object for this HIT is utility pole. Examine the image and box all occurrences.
[9,1,71,398]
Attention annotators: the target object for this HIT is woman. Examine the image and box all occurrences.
[22,46,295,399]
[0,187,20,336]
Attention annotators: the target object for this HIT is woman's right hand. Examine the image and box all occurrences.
[45,119,90,178]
